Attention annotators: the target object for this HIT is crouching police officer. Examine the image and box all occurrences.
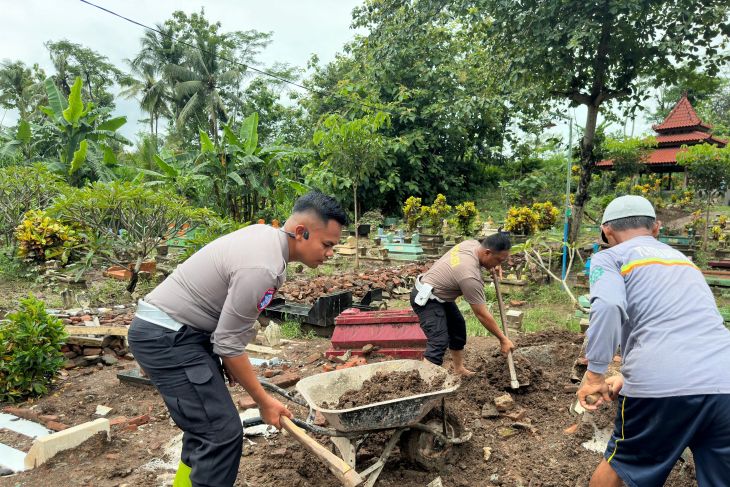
[410,232,515,376]
[128,192,347,487]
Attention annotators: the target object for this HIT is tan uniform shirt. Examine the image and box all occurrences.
[145,224,288,357]
[421,239,486,304]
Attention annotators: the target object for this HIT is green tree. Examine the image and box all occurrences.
[478,0,730,242]
[302,2,514,211]
[45,40,125,109]
[677,143,730,249]
[602,135,658,181]
[0,60,46,121]
[40,77,130,186]
[313,112,389,267]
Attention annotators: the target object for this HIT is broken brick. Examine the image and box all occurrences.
[303,352,322,365]
[322,363,335,372]
[127,414,150,428]
[503,408,527,421]
[39,415,60,423]
[563,424,579,435]
[263,369,281,379]
[237,395,258,410]
[2,407,39,422]
[46,421,69,431]
[109,416,128,426]
[494,394,515,413]
[267,371,301,389]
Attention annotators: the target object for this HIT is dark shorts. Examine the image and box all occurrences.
[128,317,243,487]
[410,288,467,365]
[605,394,730,487]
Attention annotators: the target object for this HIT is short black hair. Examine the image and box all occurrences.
[292,191,348,226]
[482,232,511,252]
[605,216,655,232]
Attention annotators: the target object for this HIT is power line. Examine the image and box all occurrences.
[78,0,398,116]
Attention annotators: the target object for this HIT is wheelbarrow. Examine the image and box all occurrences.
[248,359,473,487]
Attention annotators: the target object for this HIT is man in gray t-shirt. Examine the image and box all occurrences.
[578,195,730,487]
[128,192,347,487]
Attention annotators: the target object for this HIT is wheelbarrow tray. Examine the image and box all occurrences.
[295,359,460,433]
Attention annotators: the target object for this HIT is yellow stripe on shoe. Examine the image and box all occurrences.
[620,258,698,276]
[173,460,192,487]
[607,397,627,463]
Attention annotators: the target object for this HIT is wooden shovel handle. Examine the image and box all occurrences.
[280,416,363,487]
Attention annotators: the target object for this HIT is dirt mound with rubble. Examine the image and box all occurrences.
[247,333,697,487]
[0,331,698,487]
[280,262,431,303]
[325,370,447,409]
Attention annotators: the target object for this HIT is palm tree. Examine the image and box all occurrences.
[0,60,44,120]
[119,60,170,141]
[166,36,244,144]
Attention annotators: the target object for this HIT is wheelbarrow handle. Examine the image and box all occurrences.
[280,416,364,487]
[258,378,308,406]
[243,416,359,438]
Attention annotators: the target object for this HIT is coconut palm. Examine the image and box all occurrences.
[119,60,170,141]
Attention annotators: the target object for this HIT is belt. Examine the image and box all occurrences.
[135,300,184,332]
[414,275,445,304]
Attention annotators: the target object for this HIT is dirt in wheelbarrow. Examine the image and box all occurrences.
[239,330,698,487]
[324,369,447,409]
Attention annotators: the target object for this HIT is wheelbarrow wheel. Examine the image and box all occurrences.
[399,409,464,471]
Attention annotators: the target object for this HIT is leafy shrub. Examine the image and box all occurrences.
[0,164,67,246]
[421,194,452,231]
[360,209,384,227]
[0,295,67,402]
[178,217,250,261]
[402,196,423,231]
[454,201,478,235]
[504,206,538,235]
[15,210,82,264]
[531,201,560,230]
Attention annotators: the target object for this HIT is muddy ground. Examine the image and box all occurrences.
[1,330,697,487]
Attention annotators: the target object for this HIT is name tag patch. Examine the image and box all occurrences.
[257,288,277,311]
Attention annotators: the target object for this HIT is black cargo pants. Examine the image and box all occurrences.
[410,288,467,365]
[128,317,243,487]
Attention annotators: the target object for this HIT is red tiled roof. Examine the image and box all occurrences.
[652,95,712,132]
[597,147,687,167]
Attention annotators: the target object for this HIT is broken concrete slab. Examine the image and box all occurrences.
[0,442,26,473]
[24,418,110,469]
[0,413,51,438]
[95,405,113,416]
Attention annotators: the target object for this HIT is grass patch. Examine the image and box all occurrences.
[279,320,317,340]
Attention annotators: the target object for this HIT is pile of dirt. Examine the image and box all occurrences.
[280,262,432,303]
[325,370,446,409]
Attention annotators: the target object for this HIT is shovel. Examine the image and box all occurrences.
[491,269,524,390]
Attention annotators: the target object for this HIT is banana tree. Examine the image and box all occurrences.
[136,151,209,202]
[198,112,310,222]
[40,76,130,186]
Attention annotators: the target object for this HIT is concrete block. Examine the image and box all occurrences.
[579,318,590,333]
[505,310,524,330]
[24,418,110,469]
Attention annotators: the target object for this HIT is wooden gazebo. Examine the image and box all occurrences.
[597,95,727,186]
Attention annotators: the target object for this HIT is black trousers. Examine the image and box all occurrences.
[128,317,243,487]
[410,288,467,365]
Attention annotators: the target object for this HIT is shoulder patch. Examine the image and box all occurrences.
[589,266,604,285]
[257,288,277,311]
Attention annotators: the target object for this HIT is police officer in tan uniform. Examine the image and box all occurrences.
[128,192,347,487]
[411,232,514,376]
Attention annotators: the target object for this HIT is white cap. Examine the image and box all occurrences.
[601,195,656,225]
